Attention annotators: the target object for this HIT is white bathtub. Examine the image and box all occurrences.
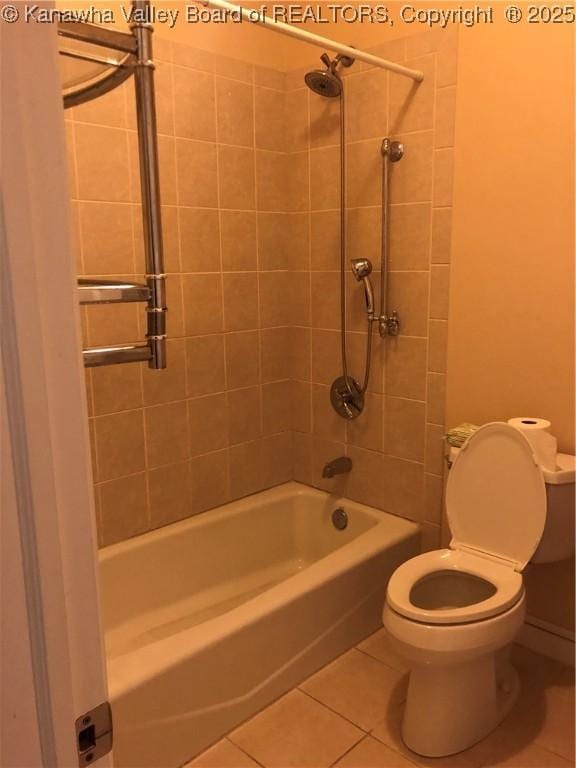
[100,482,420,768]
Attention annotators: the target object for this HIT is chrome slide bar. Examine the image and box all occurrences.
[378,138,404,337]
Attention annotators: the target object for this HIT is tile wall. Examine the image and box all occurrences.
[65,27,458,547]
[287,28,459,551]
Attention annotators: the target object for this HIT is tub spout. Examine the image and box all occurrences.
[322,456,352,479]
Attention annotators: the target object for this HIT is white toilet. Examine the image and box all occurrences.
[383,421,575,758]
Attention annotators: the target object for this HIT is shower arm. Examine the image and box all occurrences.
[379,138,404,338]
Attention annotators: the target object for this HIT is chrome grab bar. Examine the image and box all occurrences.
[379,138,403,337]
[83,344,152,367]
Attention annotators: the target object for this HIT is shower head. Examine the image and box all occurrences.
[304,68,342,98]
[351,258,373,281]
[304,52,355,98]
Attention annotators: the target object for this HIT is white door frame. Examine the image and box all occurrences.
[1,8,110,767]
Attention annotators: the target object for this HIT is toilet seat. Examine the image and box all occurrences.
[386,548,524,624]
[386,423,546,626]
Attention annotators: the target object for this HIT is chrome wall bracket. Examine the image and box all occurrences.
[378,310,401,337]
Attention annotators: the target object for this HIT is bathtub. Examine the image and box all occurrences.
[100,482,420,768]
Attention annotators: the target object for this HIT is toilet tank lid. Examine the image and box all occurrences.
[446,422,547,571]
[449,447,575,485]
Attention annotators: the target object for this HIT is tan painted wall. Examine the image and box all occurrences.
[448,21,575,631]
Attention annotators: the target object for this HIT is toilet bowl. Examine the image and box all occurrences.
[383,421,572,758]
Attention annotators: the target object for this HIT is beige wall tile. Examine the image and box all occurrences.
[75,124,130,202]
[435,86,457,148]
[179,208,220,273]
[312,329,340,385]
[95,410,146,481]
[160,206,180,273]
[188,393,228,456]
[421,521,441,551]
[261,433,293,488]
[384,396,425,461]
[228,387,262,445]
[347,69,388,141]
[385,336,427,400]
[262,381,292,435]
[79,202,134,275]
[173,67,216,141]
[221,211,257,271]
[172,42,213,72]
[258,213,289,270]
[347,393,383,452]
[430,265,450,319]
[428,320,448,373]
[190,450,229,513]
[437,39,459,88]
[145,400,189,468]
[291,381,312,434]
[286,151,309,212]
[285,89,309,153]
[223,273,259,331]
[388,271,429,337]
[259,272,292,327]
[433,148,454,207]
[347,139,382,207]
[346,446,384,509]
[426,372,446,426]
[347,206,381,266]
[182,274,223,335]
[142,338,187,405]
[311,272,340,330]
[431,207,452,264]
[292,431,313,484]
[225,331,260,389]
[390,55,435,134]
[254,66,285,90]
[389,203,431,271]
[176,139,218,207]
[218,146,256,210]
[213,54,253,84]
[309,91,340,148]
[216,78,254,147]
[310,146,340,211]
[255,87,285,151]
[291,326,311,381]
[156,135,178,206]
[165,274,185,338]
[74,83,127,128]
[65,121,78,199]
[347,331,384,395]
[288,272,311,326]
[228,440,263,499]
[425,423,445,475]
[255,150,286,211]
[287,214,310,271]
[311,210,339,271]
[382,456,424,521]
[312,384,346,442]
[99,473,148,546]
[92,363,143,416]
[424,472,443,524]
[148,461,191,528]
[86,303,140,348]
[390,130,434,204]
[261,327,292,382]
[186,335,226,396]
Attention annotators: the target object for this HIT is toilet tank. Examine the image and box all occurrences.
[446,448,575,565]
[532,453,575,563]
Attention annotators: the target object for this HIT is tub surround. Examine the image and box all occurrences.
[64,27,458,549]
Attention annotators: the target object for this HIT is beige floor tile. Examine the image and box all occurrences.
[485,735,573,767]
[229,689,363,768]
[300,649,406,731]
[186,738,261,767]
[334,735,416,767]
[356,628,409,673]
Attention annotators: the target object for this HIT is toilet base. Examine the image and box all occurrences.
[401,653,520,757]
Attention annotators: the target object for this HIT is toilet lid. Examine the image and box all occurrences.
[446,422,546,571]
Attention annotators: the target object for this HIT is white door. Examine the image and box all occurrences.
[1,9,111,767]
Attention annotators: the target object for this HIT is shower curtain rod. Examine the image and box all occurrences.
[200,1,424,82]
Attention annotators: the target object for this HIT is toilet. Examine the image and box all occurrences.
[383,421,575,758]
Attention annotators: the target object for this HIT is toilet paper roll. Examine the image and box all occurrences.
[508,417,558,471]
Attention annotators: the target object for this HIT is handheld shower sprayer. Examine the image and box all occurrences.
[351,258,375,318]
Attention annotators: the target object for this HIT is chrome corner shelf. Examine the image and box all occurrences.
[60,0,167,370]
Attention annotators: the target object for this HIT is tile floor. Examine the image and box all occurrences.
[186,629,574,768]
